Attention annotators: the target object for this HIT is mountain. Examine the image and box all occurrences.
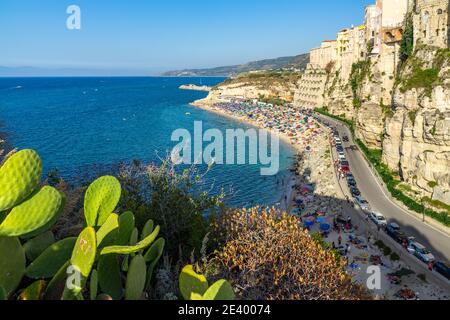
[162,53,309,77]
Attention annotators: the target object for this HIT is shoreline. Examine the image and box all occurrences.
[190,98,311,212]
[191,100,304,153]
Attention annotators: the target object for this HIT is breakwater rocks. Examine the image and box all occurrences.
[179,84,211,92]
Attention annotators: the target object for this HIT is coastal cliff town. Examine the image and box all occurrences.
[193,0,450,219]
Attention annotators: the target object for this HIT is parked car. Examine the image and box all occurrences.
[336,146,344,152]
[346,172,355,180]
[355,196,370,211]
[350,187,361,197]
[386,223,408,244]
[407,241,435,264]
[347,178,357,188]
[370,212,387,227]
[338,153,346,160]
[340,160,350,167]
[434,261,450,280]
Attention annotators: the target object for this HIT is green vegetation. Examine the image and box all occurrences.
[390,252,400,262]
[222,70,302,88]
[375,240,392,257]
[179,265,234,300]
[314,109,450,227]
[0,149,233,300]
[400,13,414,63]
[350,61,370,109]
[399,48,450,96]
[408,110,418,124]
[315,107,355,136]
[402,68,439,95]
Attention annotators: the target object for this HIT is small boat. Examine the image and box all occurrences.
[185,112,191,116]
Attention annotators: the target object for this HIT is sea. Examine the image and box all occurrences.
[0,77,295,208]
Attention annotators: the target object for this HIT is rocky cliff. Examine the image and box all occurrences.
[383,47,450,205]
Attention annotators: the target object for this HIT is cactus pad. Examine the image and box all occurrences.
[71,227,97,279]
[18,280,46,300]
[202,280,235,301]
[26,237,76,279]
[0,237,26,298]
[125,254,146,300]
[141,219,154,240]
[179,265,209,300]
[100,226,160,256]
[89,269,98,301]
[116,211,135,245]
[144,238,165,289]
[98,254,123,300]
[23,231,55,261]
[84,176,121,227]
[0,149,42,212]
[96,213,119,249]
[0,186,64,237]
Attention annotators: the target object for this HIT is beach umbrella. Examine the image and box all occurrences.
[317,217,327,224]
[320,223,331,232]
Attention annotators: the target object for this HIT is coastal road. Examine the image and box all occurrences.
[315,113,450,263]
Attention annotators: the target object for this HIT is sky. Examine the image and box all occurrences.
[0,0,373,76]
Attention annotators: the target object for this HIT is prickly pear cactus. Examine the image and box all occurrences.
[23,231,55,261]
[70,227,97,288]
[144,238,165,289]
[0,237,26,298]
[84,176,121,227]
[202,280,235,301]
[141,219,154,240]
[0,149,42,212]
[101,226,160,256]
[26,237,76,279]
[125,254,146,300]
[0,186,64,237]
[129,227,139,246]
[89,269,98,301]
[96,213,119,249]
[179,265,209,300]
[18,280,46,300]
[116,211,135,245]
[98,254,123,300]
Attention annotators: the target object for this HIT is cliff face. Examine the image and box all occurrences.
[383,47,450,204]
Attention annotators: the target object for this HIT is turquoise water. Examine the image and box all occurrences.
[0,77,295,207]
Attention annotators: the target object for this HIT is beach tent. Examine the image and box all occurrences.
[320,223,331,232]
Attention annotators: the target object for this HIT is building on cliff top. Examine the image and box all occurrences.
[413,0,450,48]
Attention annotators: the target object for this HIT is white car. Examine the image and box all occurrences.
[370,212,387,227]
[355,196,370,211]
[338,152,346,160]
[407,241,435,264]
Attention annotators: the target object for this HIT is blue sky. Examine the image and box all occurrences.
[0,0,372,75]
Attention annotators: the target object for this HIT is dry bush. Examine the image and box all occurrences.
[204,207,371,300]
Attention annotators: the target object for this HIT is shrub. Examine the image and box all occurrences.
[204,207,371,300]
[117,160,226,259]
